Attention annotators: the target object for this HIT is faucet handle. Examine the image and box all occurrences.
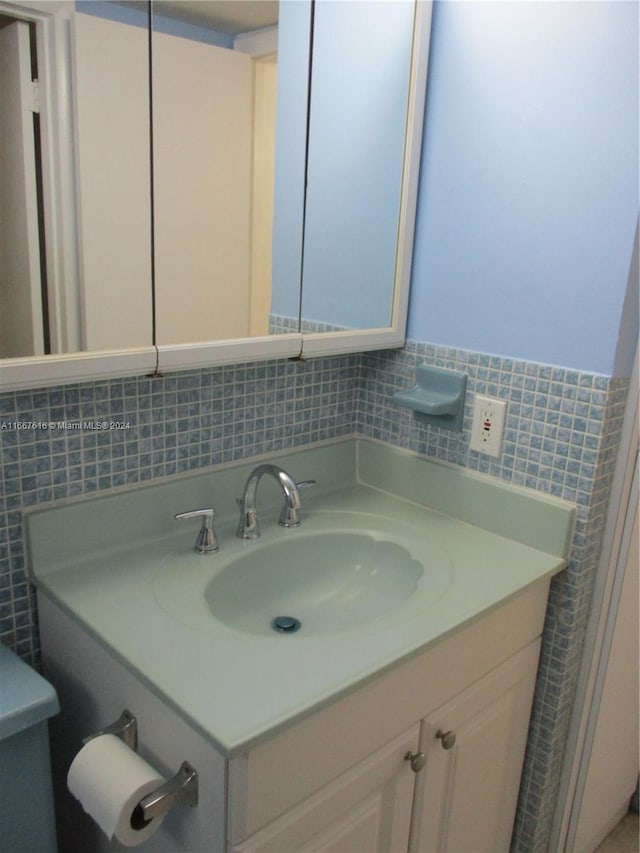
[296,479,316,490]
[175,508,219,554]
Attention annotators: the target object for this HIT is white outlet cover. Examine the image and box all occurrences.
[470,395,507,457]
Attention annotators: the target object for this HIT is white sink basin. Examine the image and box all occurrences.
[205,531,422,636]
[153,510,454,638]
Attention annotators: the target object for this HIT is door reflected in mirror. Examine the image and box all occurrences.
[73,3,153,352]
[0,0,153,359]
[151,0,306,344]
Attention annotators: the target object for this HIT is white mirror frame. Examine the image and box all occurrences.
[0,0,432,391]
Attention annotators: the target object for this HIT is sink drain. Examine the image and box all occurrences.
[271,616,301,634]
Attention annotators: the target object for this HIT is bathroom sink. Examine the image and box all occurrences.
[153,510,454,638]
[26,438,573,756]
[205,531,423,636]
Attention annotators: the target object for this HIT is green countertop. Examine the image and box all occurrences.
[25,438,574,755]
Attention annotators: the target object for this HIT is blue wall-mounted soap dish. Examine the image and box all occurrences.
[392,365,467,431]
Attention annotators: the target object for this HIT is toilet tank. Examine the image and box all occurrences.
[0,643,60,853]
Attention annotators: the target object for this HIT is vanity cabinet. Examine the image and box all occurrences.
[37,571,548,853]
[229,642,540,853]
[28,436,572,851]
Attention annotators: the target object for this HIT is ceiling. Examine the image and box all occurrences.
[152,1,279,35]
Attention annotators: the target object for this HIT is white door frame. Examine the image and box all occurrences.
[0,19,45,356]
[0,0,81,353]
[550,348,639,851]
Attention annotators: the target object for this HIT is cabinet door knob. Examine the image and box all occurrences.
[436,729,456,749]
[404,750,426,773]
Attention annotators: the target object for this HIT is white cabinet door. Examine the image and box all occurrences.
[231,724,420,853]
[410,641,541,853]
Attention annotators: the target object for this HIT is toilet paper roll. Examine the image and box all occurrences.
[67,733,166,847]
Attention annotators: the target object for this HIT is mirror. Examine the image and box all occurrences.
[0,0,430,387]
[150,0,419,344]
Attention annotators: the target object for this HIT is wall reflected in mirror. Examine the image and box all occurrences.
[301,0,415,333]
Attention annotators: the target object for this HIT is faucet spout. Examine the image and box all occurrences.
[237,464,303,540]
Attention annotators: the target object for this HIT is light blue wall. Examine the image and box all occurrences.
[408,0,639,376]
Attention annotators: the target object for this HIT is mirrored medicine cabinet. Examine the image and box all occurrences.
[0,0,432,391]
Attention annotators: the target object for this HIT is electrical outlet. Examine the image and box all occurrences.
[470,395,507,457]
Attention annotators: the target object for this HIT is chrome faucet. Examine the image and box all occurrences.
[237,464,313,540]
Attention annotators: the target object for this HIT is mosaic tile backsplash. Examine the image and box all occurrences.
[0,342,629,853]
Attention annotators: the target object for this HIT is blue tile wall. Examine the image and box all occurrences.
[0,342,629,852]
[0,356,360,660]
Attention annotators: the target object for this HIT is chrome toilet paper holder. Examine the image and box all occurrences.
[133,762,198,826]
[83,710,199,823]
[84,709,138,750]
